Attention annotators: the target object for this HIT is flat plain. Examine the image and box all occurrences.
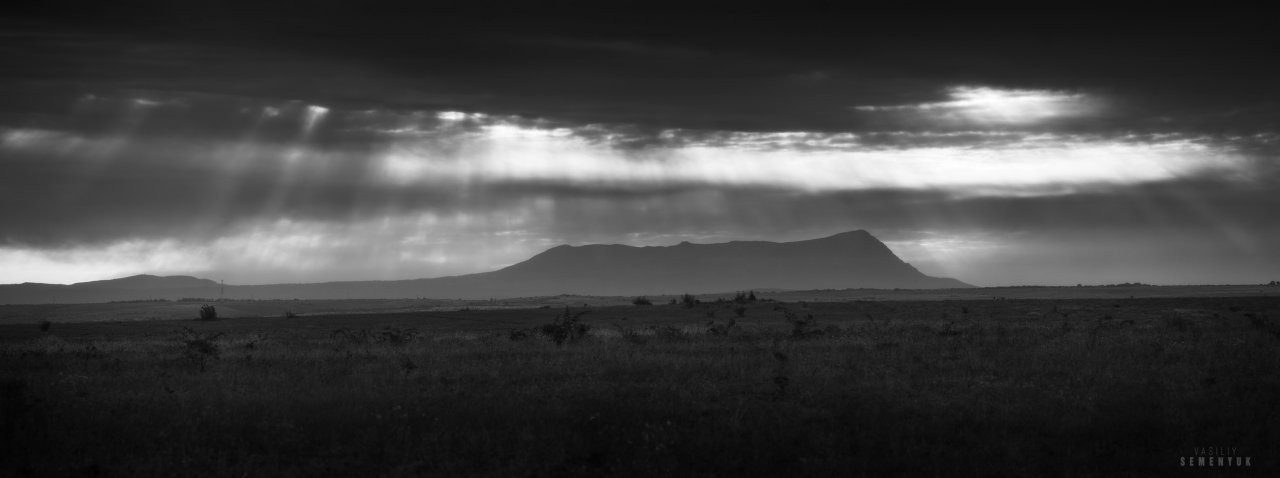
[2,288,1278,476]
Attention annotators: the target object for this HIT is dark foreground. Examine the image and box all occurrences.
[2,296,1278,476]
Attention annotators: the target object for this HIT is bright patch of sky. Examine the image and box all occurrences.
[0,208,563,285]
[855,86,1104,126]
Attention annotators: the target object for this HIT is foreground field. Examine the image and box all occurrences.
[4,284,1277,325]
[2,296,1278,476]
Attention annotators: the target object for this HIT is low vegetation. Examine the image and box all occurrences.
[1,296,1277,476]
[197,304,218,321]
[536,306,591,346]
[680,293,698,308]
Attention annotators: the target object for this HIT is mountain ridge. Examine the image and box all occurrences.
[0,230,971,303]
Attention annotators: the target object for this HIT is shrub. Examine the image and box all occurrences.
[680,294,698,308]
[771,375,790,401]
[614,324,648,345]
[733,306,747,318]
[632,296,653,306]
[1246,312,1280,341]
[38,320,52,332]
[539,307,590,346]
[329,327,420,345]
[777,305,821,339]
[197,304,218,321]
[377,327,419,345]
[178,327,223,372]
[330,328,370,344]
[649,325,685,338]
[283,311,299,318]
[706,318,737,336]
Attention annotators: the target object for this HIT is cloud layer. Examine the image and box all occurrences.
[1,4,1278,286]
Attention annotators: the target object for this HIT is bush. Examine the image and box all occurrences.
[614,324,648,345]
[197,305,218,321]
[539,307,590,346]
[706,318,737,336]
[328,327,421,345]
[649,325,685,338]
[38,320,52,332]
[632,296,653,306]
[1246,312,1280,341]
[680,294,698,308]
[378,327,420,345]
[777,305,821,339]
[179,327,223,372]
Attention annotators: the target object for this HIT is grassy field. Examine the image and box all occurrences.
[2,295,1278,476]
[4,284,1277,325]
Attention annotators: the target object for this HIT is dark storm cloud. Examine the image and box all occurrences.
[5,2,1276,136]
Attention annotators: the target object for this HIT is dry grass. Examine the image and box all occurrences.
[1,296,1277,476]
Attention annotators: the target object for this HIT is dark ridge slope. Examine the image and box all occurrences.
[0,230,971,303]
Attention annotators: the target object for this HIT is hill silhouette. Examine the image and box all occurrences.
[0,231,970,303]
[465,230,970,296]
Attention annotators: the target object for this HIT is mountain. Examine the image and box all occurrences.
[0,275,224,304]
[73,275,220,290]
[450,230,971,296]
[0,231,971,304]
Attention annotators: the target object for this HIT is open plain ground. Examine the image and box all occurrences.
[2,287,1278,476]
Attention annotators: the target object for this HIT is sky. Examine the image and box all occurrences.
[1,2,1278,286]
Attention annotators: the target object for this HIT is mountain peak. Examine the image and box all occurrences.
[489,230,971,295]
[74,274,220,289]
[817,229,875,241]
[0,231,972,303]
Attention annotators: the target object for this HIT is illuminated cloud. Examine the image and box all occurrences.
[0,206,563,285]
[370,116,1243,193]
[0,98,1265,256]
[0,239,209,285]
[7,99,1248,202]
[854,86,1105,127]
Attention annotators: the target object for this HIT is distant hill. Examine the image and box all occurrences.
[448,230,972,296]
[72,275,219,290]
[0,231,971,304]
[0,275,223,304]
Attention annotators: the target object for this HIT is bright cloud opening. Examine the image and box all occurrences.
[370,118,1241,194]
[855,86,1104,125]
[0,205,563,285]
